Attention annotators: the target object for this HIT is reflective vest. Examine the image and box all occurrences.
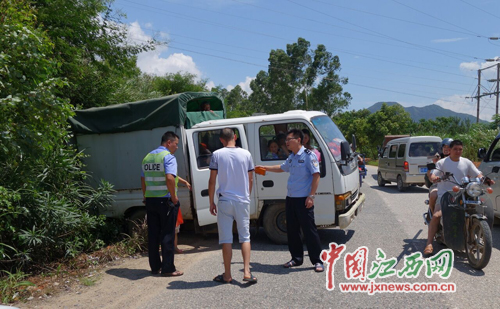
[142,150,178,197]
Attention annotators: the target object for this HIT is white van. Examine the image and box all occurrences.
[70,93,365,244]
[377,136,442,191]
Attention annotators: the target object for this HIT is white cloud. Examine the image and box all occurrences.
[460,58,500,76]
[432,38,465,43]
[460,61,480,72]
[127,22,202,77]
[434,94,492,121]
[227,76,254,94]
[205,81,216,91]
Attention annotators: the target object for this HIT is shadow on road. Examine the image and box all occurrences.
[167,278,259,290]
[105,268,152,280]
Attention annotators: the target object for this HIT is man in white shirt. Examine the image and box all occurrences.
[208,128,256,284]
[425,140,485,255]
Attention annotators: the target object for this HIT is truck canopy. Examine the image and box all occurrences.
[69,92,225,134]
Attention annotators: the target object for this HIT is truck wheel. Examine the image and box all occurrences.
[127,209,147,235]
[263,203,288,245]
[397,175,407,192]
[377,172,386,187]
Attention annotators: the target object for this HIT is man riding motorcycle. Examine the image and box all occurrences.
[424,139,489,255]
[425,138,453,214]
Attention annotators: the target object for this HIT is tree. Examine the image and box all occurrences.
[0,0,113,269]
[333,109,371,155]
[364,103,413,155]
[32,0,155,108]
[109,72,208,104]
[249,37,351,115]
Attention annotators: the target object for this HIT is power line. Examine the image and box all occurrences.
[310,0,488,37]
[284,0,484,61]
[391,0,484,37]
[459,0,500,21]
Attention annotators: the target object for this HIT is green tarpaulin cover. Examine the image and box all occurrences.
[69,92,225,134]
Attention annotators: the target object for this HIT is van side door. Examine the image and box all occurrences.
[186,124,249,226]
[395,143,406,178]
[386,144,398,181]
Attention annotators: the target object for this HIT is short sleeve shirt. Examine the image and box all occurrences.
[280,146,320,197]
[432,156,481,199]
[141,146,177,197]
[209,147,254,203]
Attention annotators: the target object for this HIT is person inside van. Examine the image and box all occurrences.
[302,129,321,162]
[266,140,280,160]
[276,133,290,159]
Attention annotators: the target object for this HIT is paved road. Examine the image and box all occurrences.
[140,166,500,308]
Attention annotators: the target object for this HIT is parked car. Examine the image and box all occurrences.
[478,131,500,219]
[377,136,442,191]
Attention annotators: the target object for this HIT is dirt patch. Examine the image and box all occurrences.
[17,233,219,308]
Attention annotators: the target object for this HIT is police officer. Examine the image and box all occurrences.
[258,128,324,272]
[141,131,183,277]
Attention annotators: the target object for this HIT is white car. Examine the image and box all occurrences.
[478,131,500,219]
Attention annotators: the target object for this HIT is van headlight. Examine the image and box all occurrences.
[466,183,482,197]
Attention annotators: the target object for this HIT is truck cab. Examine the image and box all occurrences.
[186,110,365,244]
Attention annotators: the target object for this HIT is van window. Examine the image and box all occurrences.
[195,128,241,169]
[382,147,389,158]
[388,145,398,158]
[258,123,325,177]
[408,142,440,157]
[397,144,406,158]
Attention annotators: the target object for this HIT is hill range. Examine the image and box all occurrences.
[366,102,489,123]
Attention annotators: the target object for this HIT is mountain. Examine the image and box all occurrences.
[366,102,488,123]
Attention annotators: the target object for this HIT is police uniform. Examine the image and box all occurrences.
[142,146,179,274]
[280,146,323,266]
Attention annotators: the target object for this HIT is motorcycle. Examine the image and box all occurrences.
[423,163,499,269]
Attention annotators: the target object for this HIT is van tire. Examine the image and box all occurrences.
[377,172,386,187]
[397,175,407,192]
[263,203,288,245]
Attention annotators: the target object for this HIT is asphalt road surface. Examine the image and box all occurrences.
[143,165,500,308]
[32,165,500,308]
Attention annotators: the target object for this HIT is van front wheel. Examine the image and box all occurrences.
[397,175,407,192]
[263,203,288,245]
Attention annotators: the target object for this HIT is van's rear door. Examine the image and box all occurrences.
[186,124,248,226]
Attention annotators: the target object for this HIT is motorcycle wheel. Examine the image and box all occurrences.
[466,218,492,270]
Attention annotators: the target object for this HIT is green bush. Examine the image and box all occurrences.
[0,0,115,271]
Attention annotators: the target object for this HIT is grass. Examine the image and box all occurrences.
[0,219,148,306]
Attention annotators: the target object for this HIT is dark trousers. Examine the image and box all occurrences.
[146,198,179,274]
[286,196,323,265]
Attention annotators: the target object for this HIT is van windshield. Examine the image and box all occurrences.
[311,115,346,161]
[408,142,441,157]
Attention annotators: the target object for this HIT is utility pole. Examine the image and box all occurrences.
[467,62,500,123]
[496,63,499,116]
[477,70,481,123]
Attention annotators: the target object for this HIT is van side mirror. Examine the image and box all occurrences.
[492,166,500,173]
[351,134,357,152]
[478,148,487,160]
[340,140,350,161]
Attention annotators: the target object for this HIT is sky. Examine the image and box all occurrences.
[112,0,500,121]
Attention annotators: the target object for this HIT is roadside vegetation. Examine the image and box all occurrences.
[1,0,498,306]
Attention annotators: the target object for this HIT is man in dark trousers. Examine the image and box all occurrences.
[141,131,183,277]
[258,128,324,272]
